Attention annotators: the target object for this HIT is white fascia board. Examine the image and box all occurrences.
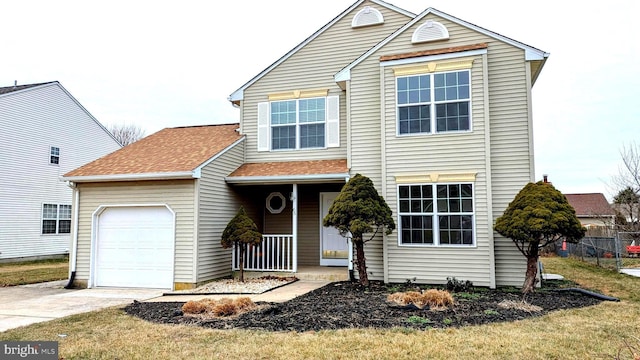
[194,137,246,172]
[225,173,350,185]
[62,171,196,183]
[380,48,487,67]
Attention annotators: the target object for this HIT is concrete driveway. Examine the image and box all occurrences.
[0,281,163,332]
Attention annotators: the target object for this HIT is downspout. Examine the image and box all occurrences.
[65,182,80,289]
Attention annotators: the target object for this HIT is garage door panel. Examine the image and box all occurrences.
[95,206,174,289]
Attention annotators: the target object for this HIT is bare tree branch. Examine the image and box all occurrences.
[107,123,146,146]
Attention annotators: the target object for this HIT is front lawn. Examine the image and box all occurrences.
[0,257,68,286]
[1,257,639,359]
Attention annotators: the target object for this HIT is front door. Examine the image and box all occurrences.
[320,192,349,266]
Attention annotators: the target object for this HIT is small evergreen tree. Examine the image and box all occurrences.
[221,207,262,282]
[495,181,585,293]
[323,174,395,286]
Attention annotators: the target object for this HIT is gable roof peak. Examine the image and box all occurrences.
[0,81,59,96]
[228,0,416,104]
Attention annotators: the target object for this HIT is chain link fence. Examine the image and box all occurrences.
[556,232,640,271]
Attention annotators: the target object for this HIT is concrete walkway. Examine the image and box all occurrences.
[0,281,163,332]
[146,280,330,303]
[620,268,640,277]
[0,280,330,332]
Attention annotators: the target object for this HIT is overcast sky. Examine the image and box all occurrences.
[3,0,638,199]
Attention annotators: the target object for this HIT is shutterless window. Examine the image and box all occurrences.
[50,146,60,165]
[398,183,474,245]
[271,98,326,150]
[397,70,470,135]
[42,204,71,234]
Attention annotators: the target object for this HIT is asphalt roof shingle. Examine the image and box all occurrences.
[228,159,348,178]
[0,82,56,95]
[564,193,615,217]
[64,124,242,178]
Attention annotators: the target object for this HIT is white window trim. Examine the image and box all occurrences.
[42,203,72,235]
[270,97,326,151]
[396,182,477,247]
[396,69,472,137]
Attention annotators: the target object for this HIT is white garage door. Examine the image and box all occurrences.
[95,206,174,289]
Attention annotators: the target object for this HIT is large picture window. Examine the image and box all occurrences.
[398,183,474,246]
[271,97,325,150]
[397,70,470,135]
[42,204,71,234]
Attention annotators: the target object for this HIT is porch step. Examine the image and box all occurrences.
[235,267,349,282]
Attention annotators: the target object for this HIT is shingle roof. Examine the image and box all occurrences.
[564,193,615,217]
[228,159,348,178]
[379,43,488,61]
[0,81,56,95]
[64,124,242,178]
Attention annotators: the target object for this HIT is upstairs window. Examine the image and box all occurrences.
[42,204,71,234]
[271,98,326,150]
[257,95,340,152]
[50,146,60,165]
[397,70,470,135]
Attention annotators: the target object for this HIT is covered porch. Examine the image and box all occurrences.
[225,159,352,276]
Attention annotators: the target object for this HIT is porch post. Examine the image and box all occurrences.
[292,183,298,272]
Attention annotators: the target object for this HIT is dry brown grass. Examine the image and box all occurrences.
[0,258,68,286]
[1,258,639,359]
[387,289,454,309]
[497,299,543,313]
[182,297,256,317]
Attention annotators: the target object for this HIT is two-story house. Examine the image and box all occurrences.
[62,0,547,290]
[0,81,121,261]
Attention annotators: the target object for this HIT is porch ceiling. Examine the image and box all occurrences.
[226,159,349,185]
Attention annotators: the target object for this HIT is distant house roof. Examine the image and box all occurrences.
[0,81,57,96]
[564,193,615,217]
[226,159,349,184]
[63,124,243,182]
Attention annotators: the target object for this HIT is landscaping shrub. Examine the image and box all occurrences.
[387,289,454,310]
[182,297,256,317]
[445,277,474,292]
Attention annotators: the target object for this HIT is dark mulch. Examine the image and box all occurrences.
[124,281,604,332]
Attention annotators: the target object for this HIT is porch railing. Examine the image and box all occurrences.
[232,234,294,272]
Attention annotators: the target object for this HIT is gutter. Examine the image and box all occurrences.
[225,173,350,185]
[62,171,197,183]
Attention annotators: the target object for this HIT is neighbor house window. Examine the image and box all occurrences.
[42,204,71,234]
[271,97,325,150]
[398,183,474,245]
[50,146,60,165]
[397,70,470,135]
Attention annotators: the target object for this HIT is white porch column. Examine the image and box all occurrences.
[292,183,298,272]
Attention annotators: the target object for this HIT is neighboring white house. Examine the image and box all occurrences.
[0,81,121,261]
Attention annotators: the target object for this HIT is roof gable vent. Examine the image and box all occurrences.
[412,20,449,43]
[352,6,384,28]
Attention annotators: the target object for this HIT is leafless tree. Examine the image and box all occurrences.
[610,142,640,239]
[107,123,146,146]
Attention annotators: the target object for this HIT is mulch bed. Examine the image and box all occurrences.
[124,281,603,332]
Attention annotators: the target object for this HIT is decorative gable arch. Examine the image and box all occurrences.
[351,6,384,28]
[412,20,449,43]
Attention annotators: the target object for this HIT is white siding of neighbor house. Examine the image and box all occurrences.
[74,180,196,285]
[196,142,246,283]
[239,1,412,164]
[0,83,121,260]
[346,14,533,286]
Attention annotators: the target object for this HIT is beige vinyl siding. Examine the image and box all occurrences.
[240,1,412,163]
[297,188,320,266]
[488,42,532,286]
[0,83,120,260]
[196,142,245,283]
[74,180,196,284]
[347,14,533,285]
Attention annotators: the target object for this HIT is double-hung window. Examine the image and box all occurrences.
[398,183,474,246]
[50,146,60,165]
[42,204,71,234]
[271,97,326,150]
[397,70,470,135]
